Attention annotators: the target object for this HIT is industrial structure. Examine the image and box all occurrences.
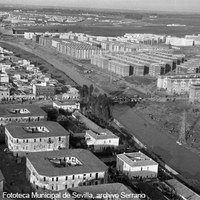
[26,149,108,191]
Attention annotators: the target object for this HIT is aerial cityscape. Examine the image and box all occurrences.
[0,0,200,200]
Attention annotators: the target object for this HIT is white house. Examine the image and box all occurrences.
[85,129,119,151]
[116,151,158,180]
[53,101,80,112]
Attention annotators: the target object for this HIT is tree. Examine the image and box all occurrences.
[89,84,94,96]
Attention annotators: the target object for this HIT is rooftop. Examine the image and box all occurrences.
[0,104,47,118]
[117,152,158,167]
[27,149,108,177]
[86,129,119,140]
[5,121,69,139]
[54,101,79,106]
[72,111,116,137]
[68,183,139,200]
[165,179,200,200]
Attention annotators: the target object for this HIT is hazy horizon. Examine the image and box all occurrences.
[0,0,200,13]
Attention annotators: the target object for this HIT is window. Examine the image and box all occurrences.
[72,175,75,180]
[95,173,98,179]
[52,178,54,181]
[59,137,61,141]
[141,167,143,171]
[66,176,68,180]
[72,183,74,188]
[65,185,67,189]
[44,177,46,181]
[56,177,58,181]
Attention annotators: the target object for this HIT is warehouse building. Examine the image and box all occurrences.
[157,74,200,95]
[116,151,158,180]
[5,121,69,157]
[0,104,47,126]
[33,84,55,99]
[26,149,108,191]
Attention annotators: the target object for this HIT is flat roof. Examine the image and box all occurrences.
[27,149,108,177]
[165,179,200,200]
[68,183,139,200]
[117,152,158,167]
[5,121,69,139]
[0,104,47,118]
[53,101,79,106]
[86,129,119,140]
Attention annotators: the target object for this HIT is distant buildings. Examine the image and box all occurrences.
[176,58,200,74]
[0,104,47,125]
[157,74,200,95]
[5,121,69,157]
[53,101,80,112]
[166,36,194,46]
[91,52,185,77]
[33,84,55,99]
[116,152,158,180]
[26,149,108,191]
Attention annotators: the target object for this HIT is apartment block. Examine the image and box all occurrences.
[157,74,200,95]
[0,104,47,126]
[53,101,80,112]
[26,149,108,191]
[5,121,69,157]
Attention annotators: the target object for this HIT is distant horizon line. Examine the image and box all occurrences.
[0,3,200,15]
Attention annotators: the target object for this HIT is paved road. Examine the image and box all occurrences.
[113,105,200,181]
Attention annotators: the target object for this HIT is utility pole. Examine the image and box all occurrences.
[177,109,187,145]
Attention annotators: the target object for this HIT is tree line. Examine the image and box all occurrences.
[79,84,113,125]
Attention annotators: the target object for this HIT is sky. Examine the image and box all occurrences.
[1,0,200,13]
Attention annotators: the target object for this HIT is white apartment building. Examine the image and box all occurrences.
[0,72,9,83]
[0,104,47,125]
[85,130,119,151]
[5,121,70,157]
[26,149,108,191]
[116,152,158,180]
[53,101,80,112]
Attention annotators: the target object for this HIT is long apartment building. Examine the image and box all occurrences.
[26,149,108,191]
[176,58,200,74]
[5,121,70,157]
[91,52,185,77]
[39,36,103,60]
[157,74,200,95]
[0,104,47,126]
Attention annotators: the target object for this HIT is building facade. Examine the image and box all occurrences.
[53,101,80,112]
[26,149,108,191]
[85,130,119,151]
[189,84,200,103]
[0,104,47,126]
[5,121,69,157]
[116,152,158,180]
